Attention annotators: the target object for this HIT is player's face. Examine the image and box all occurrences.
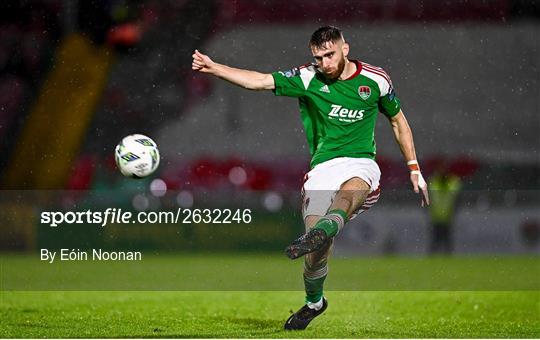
[311,41,348,80]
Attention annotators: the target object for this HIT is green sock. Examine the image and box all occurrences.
[304,274,327,304]
[313,209,348,238]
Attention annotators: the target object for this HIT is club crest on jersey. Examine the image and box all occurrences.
[358,86,371,100]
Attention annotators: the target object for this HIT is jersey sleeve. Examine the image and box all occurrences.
[378,85,401,117]
[361,63,402,118]
[272,64,317,98]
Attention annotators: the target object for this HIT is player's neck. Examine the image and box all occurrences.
[338,59,356,80]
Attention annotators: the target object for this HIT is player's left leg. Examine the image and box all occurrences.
[285,215,331,330]
[285,177,370,259]
[302,215,336,307]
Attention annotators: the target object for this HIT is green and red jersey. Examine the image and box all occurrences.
[272,60,401,168]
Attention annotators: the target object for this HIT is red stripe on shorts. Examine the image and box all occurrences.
[359,187,381,211]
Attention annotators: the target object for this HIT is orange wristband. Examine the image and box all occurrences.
[407,160,420,172]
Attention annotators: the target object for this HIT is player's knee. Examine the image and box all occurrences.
[340,177,370,192]
[337,177,370,206]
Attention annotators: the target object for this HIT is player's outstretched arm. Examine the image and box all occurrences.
[388,110,430,207]
[192,50,275,91]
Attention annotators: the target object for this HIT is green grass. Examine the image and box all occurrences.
[1,254,539,337]
[2,253,539,290]
[1,291,539,338]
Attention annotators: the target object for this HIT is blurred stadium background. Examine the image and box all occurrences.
[0,0,539,259]
[1,1,539,337]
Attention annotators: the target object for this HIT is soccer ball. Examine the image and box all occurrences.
[115,134,160,178]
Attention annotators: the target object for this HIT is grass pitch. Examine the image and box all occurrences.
[1,291,539,338]
[1,254,539,337]
[2,253,538,290]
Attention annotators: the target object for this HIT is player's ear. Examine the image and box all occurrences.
[342,42,350,57]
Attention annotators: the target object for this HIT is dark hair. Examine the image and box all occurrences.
[309,26,344,48]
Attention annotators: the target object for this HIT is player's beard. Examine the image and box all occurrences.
[324,57,346,80]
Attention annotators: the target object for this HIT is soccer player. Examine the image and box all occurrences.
[192,26,430,330]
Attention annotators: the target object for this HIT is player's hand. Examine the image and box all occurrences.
[410,171,430,207]
[192,49,215,73]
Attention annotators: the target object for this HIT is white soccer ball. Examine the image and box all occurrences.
[115,134,160,178]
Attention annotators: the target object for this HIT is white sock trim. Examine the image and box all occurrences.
[307,297,324,310]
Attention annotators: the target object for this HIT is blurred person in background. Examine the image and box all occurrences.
[428,160,462,253]
[192,26,429,330]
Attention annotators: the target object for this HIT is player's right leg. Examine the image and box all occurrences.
[285,177,371,259]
